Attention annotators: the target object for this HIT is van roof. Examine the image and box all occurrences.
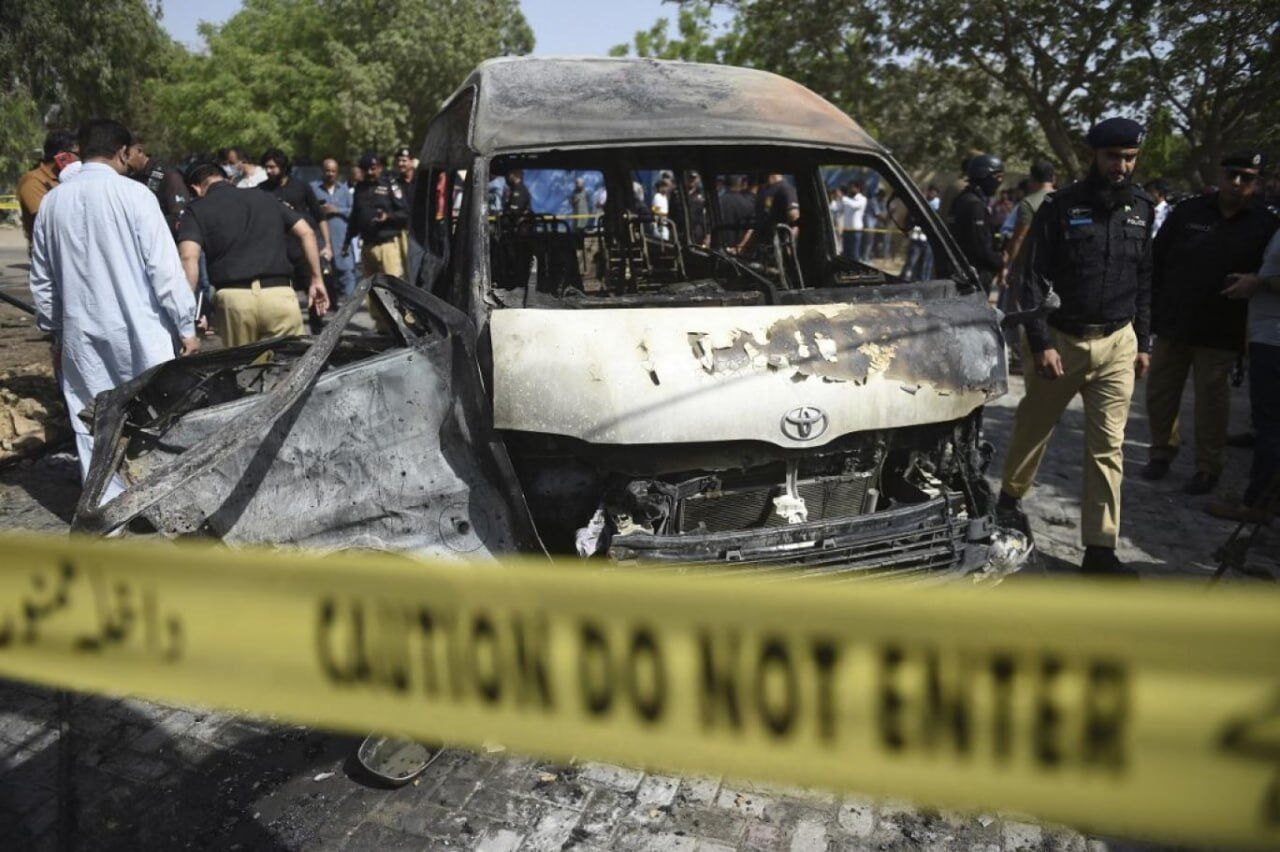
[454,56,880,155]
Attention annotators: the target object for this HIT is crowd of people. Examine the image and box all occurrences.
[12,114,1280,575]
[15,120,423,499]
[946,118,1279,574]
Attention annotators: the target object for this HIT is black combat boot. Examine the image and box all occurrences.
[1080,546,1138,578]
[995,490,1031,538]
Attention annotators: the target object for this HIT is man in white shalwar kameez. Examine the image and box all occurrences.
[28,119,198,503]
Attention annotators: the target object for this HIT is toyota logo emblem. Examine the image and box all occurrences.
[781,406,828,441]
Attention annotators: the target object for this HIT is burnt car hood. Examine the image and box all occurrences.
[491,293,1007,448]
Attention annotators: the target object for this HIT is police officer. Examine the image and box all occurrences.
[125,138,190,238]
[178,161,328,347]
[1142,150,1278,495]
[997,117,1154,576]
[501,169,532,218]
[345,152,409,279]
[948,153,1006,292]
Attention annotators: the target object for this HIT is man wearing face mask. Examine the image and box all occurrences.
[28,119,198,498]
[947,153,1006,293]
[997,118,1155,576]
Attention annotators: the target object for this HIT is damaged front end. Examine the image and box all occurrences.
[512,413,1029,584]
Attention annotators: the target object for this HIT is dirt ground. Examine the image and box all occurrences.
[0,227,69,466]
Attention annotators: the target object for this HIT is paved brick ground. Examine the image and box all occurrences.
[1,349,1274,848]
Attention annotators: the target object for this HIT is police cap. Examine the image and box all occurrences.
[1086,117,1144,149]
[359,152,382,171]
[1220,149,1266,174]
[394,146,412,159]
[965,154,1005,181]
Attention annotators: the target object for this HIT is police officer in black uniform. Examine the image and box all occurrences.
[502,169,532,218]
[948,153,1006,292]
[125,139,190,238]
[1142,150,1279,494]
[345,152,409,279]
[998,117,1154,576]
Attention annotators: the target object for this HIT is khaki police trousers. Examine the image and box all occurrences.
[214,283,304,348]
[362,240,405,333]
[362,240,404,278]
[1000,324,1138,548]
[1145,338,1236,477]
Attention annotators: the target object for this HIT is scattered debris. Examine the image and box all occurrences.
[312,771,335,782]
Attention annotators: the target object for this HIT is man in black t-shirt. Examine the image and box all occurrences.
[261,148,332,290]
[718,175,755,247]
[735,174,799,256]
[179,161,328,348]
[503,169,532,217]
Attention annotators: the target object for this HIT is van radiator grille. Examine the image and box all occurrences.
[677,473,872,533]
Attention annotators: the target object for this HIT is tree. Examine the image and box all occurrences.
[149,0,533,163]
[609,0,1050,176]
[889,0,1157,180]
[146,0,349,160]
[0,0,175,181]
[326,0,534,154]
[609,3,725,61]
[1127,1,1280,185]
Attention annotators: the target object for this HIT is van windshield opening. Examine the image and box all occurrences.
[486,147,956,308]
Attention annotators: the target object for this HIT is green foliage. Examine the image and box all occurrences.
[1125,1,1280,186]
[611,0,1276,187]
[145,0,534,163]
[0,0,174,182]
[609,4,726,62]
[1134,106,1189,188]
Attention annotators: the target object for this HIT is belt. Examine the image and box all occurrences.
[1047,317,1132,340]
[216,276,292,290]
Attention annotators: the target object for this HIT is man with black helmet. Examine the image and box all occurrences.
[947,153,1006,292]
[345,152,409,280]
[997,117,1155,576]
[1142,150,1278,496]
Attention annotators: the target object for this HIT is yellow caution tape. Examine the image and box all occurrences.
[0,533,1277,848]
[0,195,19,212]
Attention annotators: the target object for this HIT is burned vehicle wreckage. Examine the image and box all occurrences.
[74,58,1031,580]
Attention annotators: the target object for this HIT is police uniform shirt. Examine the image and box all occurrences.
[1152,195,1279,351]
[503,182,531,216]
[350,177,409,246]
[132,158,190,237]
[949,185,1004,275]
[1022,178,1155,353]
[756,180,798,231]
[177,181,301,287]
[720,190,755,242]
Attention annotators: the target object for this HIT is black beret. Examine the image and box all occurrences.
[1220,149,1266,173]
[359,152,381,171]
[1086,117,1145,149]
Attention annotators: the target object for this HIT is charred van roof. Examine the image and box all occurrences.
[453,56,881,154]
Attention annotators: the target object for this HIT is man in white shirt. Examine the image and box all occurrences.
[843,181,868,260]
[651,177,672,240]
[1147,179,1171,234]
[29,119,199,499]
